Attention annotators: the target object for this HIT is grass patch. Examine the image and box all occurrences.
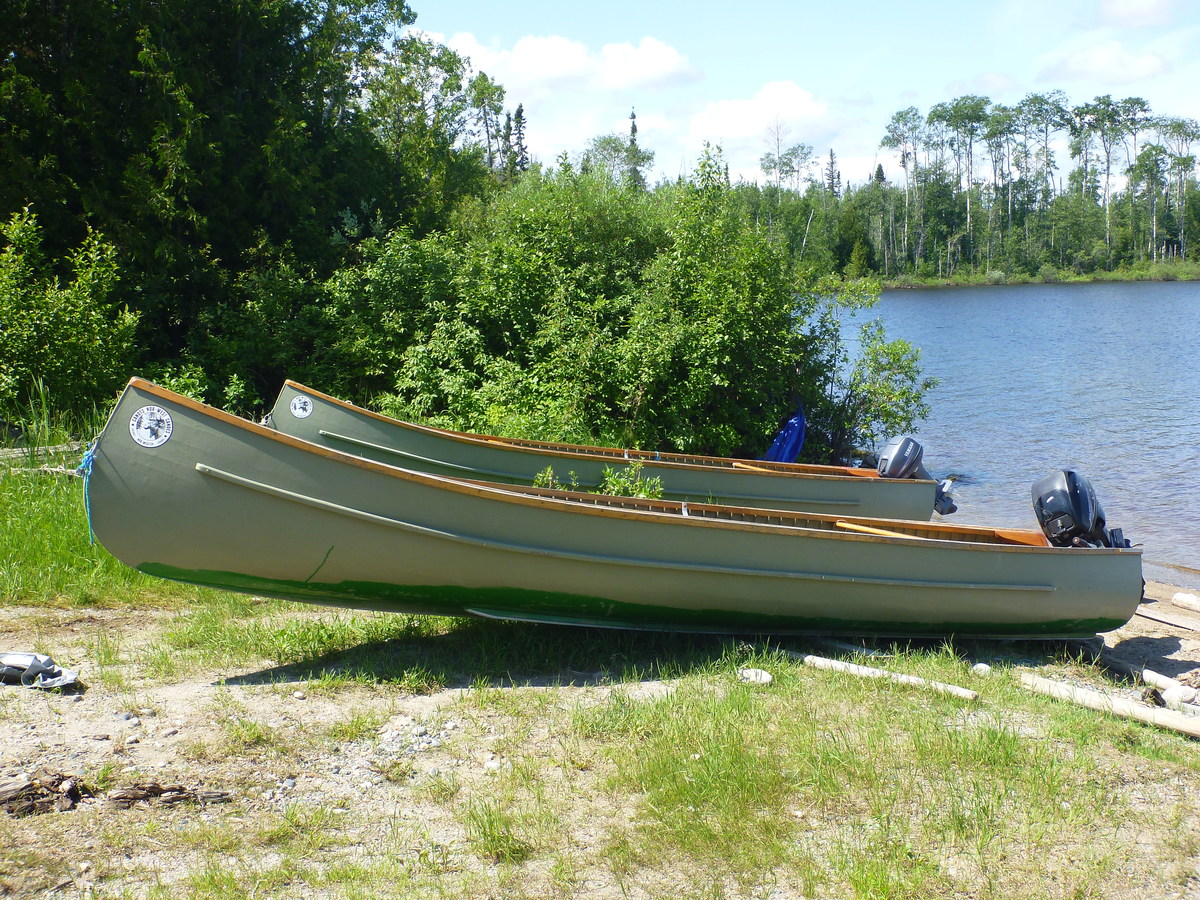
[326,709,386,742]
[566,645,1145,895]
[463,797,535,864]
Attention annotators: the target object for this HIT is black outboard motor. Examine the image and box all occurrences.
[1032,470,1129,548]
[876,435,957,516]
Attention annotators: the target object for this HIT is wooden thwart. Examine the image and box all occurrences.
[1018,672,1200,739]
[834,520,915,540]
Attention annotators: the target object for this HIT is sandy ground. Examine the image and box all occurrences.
[3,582,1200,899]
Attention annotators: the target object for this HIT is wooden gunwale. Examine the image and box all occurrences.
[282,380,913,484]
[130,378,1064,552]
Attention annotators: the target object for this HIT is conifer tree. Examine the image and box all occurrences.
[512,103,530,172]
[623,109,654,190]
[825,149,842,197]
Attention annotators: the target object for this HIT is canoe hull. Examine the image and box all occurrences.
[270,382,938,521]
[87,380,1144,638]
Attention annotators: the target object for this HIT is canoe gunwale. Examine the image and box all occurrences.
[194,461,1059,592]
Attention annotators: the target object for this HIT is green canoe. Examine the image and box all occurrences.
[268,381,940,520]
[83,378,1143,638]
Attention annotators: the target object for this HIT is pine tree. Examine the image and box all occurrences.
[825,149,842,198]
[623,109,653,190]
[513,103,529,172]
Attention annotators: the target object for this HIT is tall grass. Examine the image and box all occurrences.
[0,457,207,609]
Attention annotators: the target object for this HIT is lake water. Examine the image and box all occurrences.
[868,281,1200,591]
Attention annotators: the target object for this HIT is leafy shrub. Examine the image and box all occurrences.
[597,462,664,499]
[0,209,138,423]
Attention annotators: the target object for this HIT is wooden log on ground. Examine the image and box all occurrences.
[1017,672,1200,739]
[784,650,977,701]
[1136,607,1200,632]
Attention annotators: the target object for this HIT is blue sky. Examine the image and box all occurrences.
[406,0,1200,187]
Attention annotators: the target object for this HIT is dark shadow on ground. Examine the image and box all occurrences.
[213,612,1144,693]
[218,616,750,690]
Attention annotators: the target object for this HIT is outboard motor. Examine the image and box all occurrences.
[877,435,958,516]
[1032,470,1129,548]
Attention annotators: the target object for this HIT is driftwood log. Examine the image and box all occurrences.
[784,650,978,701]
[1018,672,1200,739]
[106,782,233,808]
[0,772,88,816]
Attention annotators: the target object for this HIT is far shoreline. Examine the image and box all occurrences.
[879,263,1200,291]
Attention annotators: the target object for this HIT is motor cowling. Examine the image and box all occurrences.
[877,435,924,479]
[877,436,957,516]
[1032,470,1128,548]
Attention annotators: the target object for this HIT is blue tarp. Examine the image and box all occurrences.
[761,404,805,463]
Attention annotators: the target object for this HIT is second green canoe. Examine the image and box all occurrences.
[269,381,942,520]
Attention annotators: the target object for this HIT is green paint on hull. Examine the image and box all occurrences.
[138,563,1125,639]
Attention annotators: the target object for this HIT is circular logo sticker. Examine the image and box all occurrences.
[289,395,314,419]
[129,406,174,448]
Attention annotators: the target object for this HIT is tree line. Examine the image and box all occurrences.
[755,92,1200,279]
[6,1,1040,462]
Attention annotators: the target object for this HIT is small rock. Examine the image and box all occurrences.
[293,691,306,700]
[1172,591,1200,610]
[118,711,134,721]
[124,735,140,745]
[90,734,111,742]
[161,728,179,738]
[971,663,992,677]
[1163,685,1197,706]
[128,717,141,728]
[70,695,84,704]
[282,778,296,789]
[737,667,773,685]
[483,759,502,772]
[413,725,428,737]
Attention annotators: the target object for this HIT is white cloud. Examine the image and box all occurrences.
[1099,0,1174,28]
[424,30,698,100]
[597,37,698,91]
[1036,39,1170,83]
[689,81,826,143]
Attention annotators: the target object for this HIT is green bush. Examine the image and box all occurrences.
[0,209,138,424]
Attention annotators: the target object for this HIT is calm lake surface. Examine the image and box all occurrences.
[871,281,1200,591]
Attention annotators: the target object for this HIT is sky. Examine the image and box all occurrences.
[404,0,1200,187]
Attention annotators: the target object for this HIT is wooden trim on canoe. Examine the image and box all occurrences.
[837,519,1051,547]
